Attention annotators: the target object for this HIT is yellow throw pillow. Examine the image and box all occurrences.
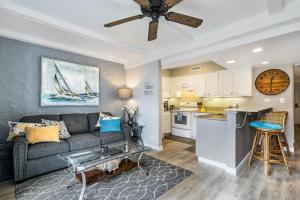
[25,126,60,144]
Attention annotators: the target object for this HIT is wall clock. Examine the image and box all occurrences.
[255,69,290,95]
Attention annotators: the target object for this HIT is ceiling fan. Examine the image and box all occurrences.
[104,0,203,41]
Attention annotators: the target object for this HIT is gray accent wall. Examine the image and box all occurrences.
[0,37,125,180]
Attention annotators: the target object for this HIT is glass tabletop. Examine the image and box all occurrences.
[57,140,152,172]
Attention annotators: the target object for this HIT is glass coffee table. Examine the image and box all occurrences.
[58,140,152,200]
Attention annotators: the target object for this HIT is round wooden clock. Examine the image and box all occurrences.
[255,69,290,95]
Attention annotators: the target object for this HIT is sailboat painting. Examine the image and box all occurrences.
[41,57,100,106]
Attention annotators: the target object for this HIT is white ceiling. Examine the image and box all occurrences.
[163,30,300,70]
[0,0,300,68]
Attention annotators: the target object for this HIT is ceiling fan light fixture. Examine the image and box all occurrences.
[104,0,203,41]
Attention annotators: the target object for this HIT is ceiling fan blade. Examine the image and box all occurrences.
[104,15,144,27]
[165,12,203,28]
[148,21,158,41]
[164,0,184,8]
[133,0,150,8]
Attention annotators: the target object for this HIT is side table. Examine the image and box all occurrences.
[130,125,145,147]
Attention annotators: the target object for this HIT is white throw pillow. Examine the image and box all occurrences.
[95,112,113,128]
[7,121,43,141]
[41,119,71,139]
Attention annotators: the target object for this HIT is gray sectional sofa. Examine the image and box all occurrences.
[12,112,130,181]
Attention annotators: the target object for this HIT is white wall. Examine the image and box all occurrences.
[125,61,162,150]
[249,65,295,150]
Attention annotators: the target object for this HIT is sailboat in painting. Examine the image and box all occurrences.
[41,57,100,106]
[53,63,82,100]
[85,81,97,97]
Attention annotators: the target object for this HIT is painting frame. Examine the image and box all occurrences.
[40,56,100,107]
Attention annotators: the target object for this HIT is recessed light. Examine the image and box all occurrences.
[226,60,237,64]
[252,48,263,53]
[262,61,270,65]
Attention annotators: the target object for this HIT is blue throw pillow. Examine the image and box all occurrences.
[100,117,121,133]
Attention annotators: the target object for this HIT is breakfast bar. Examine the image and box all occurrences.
[196,107,272,174]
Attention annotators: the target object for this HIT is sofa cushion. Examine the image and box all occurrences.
[20,115,60,123]
[27,140,69,160]
[87,112,113,132]
[92,131,124,145]
[61,114,89,134]
[66,133,101,151]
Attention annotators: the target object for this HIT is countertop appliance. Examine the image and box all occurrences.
[172,102,198,139]
[164,101,169,111]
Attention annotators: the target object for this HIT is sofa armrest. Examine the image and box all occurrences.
[12,137,28,181]
[121,124,131,141]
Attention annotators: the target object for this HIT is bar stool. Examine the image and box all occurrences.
[248,111,290,176]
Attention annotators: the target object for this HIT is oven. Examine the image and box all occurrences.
[172,112,192,130]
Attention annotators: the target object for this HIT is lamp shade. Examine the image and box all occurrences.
[118,87,132,99]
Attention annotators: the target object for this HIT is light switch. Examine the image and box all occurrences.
[280,98,285,104]
[264,98,271,103]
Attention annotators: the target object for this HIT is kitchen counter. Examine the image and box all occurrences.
[225,106,273,113]
[196,114,226,121]
[196,107,273,175]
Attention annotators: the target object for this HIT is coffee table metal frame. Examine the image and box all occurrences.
[57,140,151,200]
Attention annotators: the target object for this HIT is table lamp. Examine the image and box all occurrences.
[118,87,132,123]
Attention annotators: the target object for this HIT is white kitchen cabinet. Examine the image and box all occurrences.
[162,111,171,134]
[220,70,234,96]
[162,76,170,98]
[170,76,195,98]
[170,77,182,98]
[218,69,252,97]
[205,73,219,97]
[194,75,206,97]
[169,68,252,98]
[234,68,252,96]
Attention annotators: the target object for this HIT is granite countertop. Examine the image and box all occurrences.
[196,114,227,121]
[224,107,272,113]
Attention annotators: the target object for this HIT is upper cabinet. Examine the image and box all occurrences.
[219,70,234,96]
[205,73,219,97]
[219,68,253,97]
[162,76,171,98]
[170,76,197,98]
[168,68,252,98]
[234,68,253,96]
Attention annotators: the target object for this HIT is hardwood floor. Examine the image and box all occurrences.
[1,128,299,200]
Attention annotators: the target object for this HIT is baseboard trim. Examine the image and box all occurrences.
[234,151,251,175]
[198,151,251,176]
[144,143,163,151]
[198,157,227,171]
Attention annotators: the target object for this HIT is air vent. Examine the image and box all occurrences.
[191,66,201,71]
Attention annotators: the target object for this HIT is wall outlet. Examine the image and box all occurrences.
[280,98,285,104]
[264,98,271,103]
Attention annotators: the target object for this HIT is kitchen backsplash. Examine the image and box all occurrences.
[167,96,252,109]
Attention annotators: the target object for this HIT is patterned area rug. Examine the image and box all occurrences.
[16,155,192,200]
